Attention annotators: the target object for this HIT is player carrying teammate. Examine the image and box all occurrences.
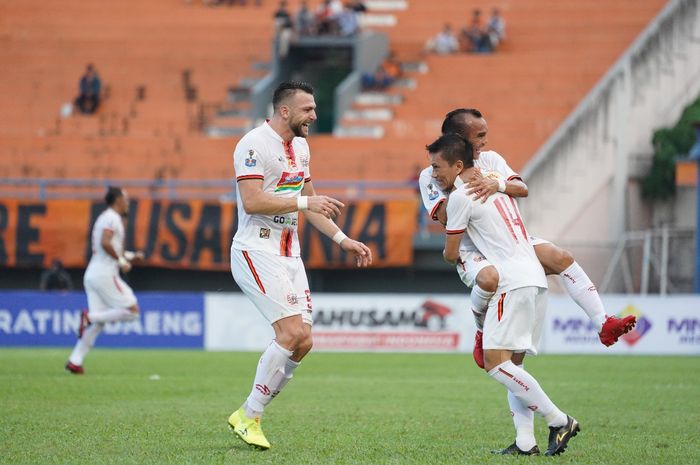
[431,134,580,456]
[419,108,635,368]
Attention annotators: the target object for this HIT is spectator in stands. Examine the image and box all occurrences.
[315,0,340,35]
[337,3,359,36]
[75,64,101,115]
[361,51,402,90]
[274,1,294,58]
[462,9,492,53]
[425,23,459,55]
[350,0,367,13]
[296,0,315,35]
[486,8,506,50]
[40,259,74,292]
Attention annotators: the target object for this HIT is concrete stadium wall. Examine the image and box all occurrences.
[520,0,700,289]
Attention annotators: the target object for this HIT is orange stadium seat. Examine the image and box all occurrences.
[0,0,667,192]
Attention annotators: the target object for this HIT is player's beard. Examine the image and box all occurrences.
[291,119,309,138]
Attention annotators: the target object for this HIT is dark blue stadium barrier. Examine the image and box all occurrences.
[0,291,204,348]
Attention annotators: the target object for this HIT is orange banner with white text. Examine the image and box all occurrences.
[0,199,416,270]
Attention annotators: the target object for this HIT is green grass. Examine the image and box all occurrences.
[1,349,699,465]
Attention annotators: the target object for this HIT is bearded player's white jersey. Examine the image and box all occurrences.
[85,208,124,276]
[445,182,547,293]
[232,121,312,257]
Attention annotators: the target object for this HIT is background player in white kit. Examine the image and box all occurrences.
[65,186,144,375]
[419,108,635,368]
[228,81,372,450]
[430,134,580,457]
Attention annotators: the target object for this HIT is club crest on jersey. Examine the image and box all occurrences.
[259,228,270,239]
[427,183,440,201]
[275,171,305,192]
[245,149,257,167]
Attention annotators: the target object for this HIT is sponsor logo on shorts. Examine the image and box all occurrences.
[259,228,270,239]
[287,293,299,305]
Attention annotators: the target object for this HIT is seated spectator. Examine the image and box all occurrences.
[296,0,315,35]
[74,64,101,114]
[350,0,367,13]
[315,0,340,35]
[40,259,74,291]
[362,52,402,90]
[462,8,492,53]
[338,3,359,36]
[487,8,506,49]
[425,23,459,55]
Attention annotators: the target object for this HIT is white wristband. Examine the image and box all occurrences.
[332,231,348,245]
[297,196,308,211]
[497,179,506,193]
[118,256,129,267]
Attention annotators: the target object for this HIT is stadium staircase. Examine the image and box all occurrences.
[0,0,668,193]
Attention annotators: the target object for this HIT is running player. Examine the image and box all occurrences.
[65,186,143,375]
[431,134,580,456]
[227,81,372,450]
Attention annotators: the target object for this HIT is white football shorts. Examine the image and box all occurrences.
[457,236,551,287]
[83,271,138,313]
[231,248,313,326]
[482,286,547,355]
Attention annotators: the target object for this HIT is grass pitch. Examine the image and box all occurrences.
[1,349,698,465]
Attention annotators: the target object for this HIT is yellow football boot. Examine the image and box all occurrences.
[228,407,271,450]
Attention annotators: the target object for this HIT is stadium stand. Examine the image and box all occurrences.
[0,0,668,190]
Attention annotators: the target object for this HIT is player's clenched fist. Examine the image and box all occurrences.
[339,239,373,267]
[307,195,344,219]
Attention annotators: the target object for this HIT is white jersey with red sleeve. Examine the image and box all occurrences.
[418,166,446,221]
[232,122,311,257]
[445,181,547,293]
[85,207,124,275]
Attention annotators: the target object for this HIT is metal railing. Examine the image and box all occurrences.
[0,177,418,201]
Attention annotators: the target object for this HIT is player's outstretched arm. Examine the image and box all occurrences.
[465,169,528,203]
[239,179,343,218]
[303,209,373,267]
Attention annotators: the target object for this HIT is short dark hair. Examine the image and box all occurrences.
[426,133,475,167]
[441,108,483,136]
[105,186,123,206]
[272,81,314,110]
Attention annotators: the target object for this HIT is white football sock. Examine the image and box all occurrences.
[470,284,494,330]
[244,340,293,418]
[89,308,138,323]
[68,322,104,366]
[560,262,607,331]
[271,358,301,399]
[507,362,536,451]
[489,360,567,428]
